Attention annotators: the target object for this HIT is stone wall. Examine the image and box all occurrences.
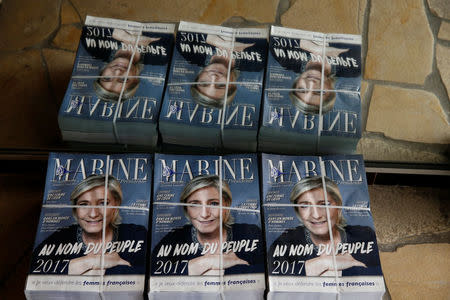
[369,183,450,299]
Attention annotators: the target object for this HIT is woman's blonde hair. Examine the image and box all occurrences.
[93,78,140,102]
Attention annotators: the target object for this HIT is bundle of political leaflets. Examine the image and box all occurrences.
[149,153,265,299]
[58,16,174,148]
[159,21,268,152]
[259,26,362,155]
[261,153,385,300]
[25,152,152,300]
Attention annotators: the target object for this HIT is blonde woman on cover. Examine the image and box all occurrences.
[151,175,264,276]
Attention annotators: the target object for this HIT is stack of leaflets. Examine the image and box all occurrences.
[149,153,265,299]
[58,16,174,148]
[25,152,152,300]
[259,26,362,154]
[159,21,268,152]
[261,153,386,300]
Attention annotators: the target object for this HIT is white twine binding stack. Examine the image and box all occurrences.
[166,29,263,151]
[72,23,167,147]
[218,156,226,300]
[98,155,110,300]
[319,157,342,299]
[262,157,373,298]
[112,25,144,146]
[219,31,236,150]
[42,156,149,298]
[263,33,360,154]
[316,37,327,153]
[152,156,261,299]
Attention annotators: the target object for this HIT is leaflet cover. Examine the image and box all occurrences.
[58,16,174,146]
[261,153,385,299]
[149,153,265,299]
[159,21,268,151]
[26,152,152,299]
[259,26,362,154]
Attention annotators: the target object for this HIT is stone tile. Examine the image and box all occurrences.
[200,0,279,24]
[369,185,450,250]
[221,16,265,27]
[52,25,81,51]
[427,0,450,19]
[357,134,450,164]
[366,85,450,144]
[71,0,278,24]
[281,0,367,34]
[438,21,450,41]
[43,49,76,106]
[365,0,433,84]
[0,50,60,149]
[380,244,450,300]
[436,44,450,98]
[61,0,81,25]
[72,0,208,22]
[0,0,59,50]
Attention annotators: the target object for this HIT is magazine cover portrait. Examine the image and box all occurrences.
[159,22,268,151]
[261,153,385,299]
[58,16,174,146]
[259,26,362,154]
[26,152,152,299]
[149,153,265,299]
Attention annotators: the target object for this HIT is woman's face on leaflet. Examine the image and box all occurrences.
[196,62,233,100]
[294,62,333,106]
[99,50,140,95]
[186,186,229,237]
[75,186,118,236]
[295,187,339,241]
